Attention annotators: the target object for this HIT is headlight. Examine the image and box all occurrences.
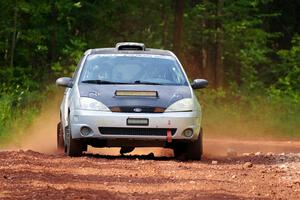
[165,98,194,112]
[79,97,110,111]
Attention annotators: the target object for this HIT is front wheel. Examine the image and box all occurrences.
[173,128,203,160]
[64,118,86,157]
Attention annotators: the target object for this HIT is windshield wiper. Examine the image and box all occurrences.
[82,79,164,85]
[81,80,128,84]
[133,80,163,85]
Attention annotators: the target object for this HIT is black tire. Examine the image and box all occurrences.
[186,128,203,160]
[173,128,203,160]
[57,122,64,151]
[64,118,86,157]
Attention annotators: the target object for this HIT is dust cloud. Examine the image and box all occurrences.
[5,91,300,157]
[6,92,61,153]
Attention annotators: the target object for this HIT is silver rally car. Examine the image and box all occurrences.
[56,42,208,160]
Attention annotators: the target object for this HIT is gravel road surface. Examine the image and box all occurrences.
[0,147,299,200]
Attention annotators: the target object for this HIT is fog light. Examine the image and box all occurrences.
[80,126,93,136]
[182,128,193,137]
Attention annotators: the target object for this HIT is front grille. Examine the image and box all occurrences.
[121,106,155,113]
[99,127,176,136]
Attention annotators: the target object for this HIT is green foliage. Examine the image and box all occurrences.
[0,67,47,143]
[52,38,87,76]
[0,93,40,144]
[269,35,300,102]
[0,80,56,144]
[63,38,87,64]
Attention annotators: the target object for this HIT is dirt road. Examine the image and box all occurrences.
[1,94,300,199]
[0,148,300,200]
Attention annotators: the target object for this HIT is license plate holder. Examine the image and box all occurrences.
[127,118,149,126]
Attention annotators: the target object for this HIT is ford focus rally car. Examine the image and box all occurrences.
[56,42,208,160]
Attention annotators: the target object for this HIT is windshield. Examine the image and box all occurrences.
[79,54,188,86]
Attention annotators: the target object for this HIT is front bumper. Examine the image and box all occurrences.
[69,109,202,141]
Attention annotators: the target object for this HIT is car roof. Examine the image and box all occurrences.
[89,48,173,57]
[85,42,174,57]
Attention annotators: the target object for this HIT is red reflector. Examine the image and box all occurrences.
[110,107,121,112]
[153,107,165,113]
[167,130,172,143]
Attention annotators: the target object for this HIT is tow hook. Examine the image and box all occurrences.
[167,130,172,143]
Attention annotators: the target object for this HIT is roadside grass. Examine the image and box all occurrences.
[197,89,300,140]
[0,85,58,146]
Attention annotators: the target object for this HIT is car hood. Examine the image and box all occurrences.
[78,84,192,109]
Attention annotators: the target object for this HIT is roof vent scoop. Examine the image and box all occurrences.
[116,42,145,51]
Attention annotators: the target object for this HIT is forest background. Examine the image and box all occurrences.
[0,0,299,144]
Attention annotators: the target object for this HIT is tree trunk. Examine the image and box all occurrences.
[49,0,58,65]
[215,0,224,88]
[162,0,169,49]
[173,0,184,59]
[201,1,210,82]
[10,1,18,68]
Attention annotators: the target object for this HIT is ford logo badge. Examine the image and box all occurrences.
[133,108,142,112]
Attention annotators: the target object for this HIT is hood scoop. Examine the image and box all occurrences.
[115,90,158,97]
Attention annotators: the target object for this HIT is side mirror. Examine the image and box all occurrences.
[56,77,73,88]
[191,79,208,89]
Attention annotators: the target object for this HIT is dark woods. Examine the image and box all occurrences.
[0,0,299,139]
[0,1,299,89]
